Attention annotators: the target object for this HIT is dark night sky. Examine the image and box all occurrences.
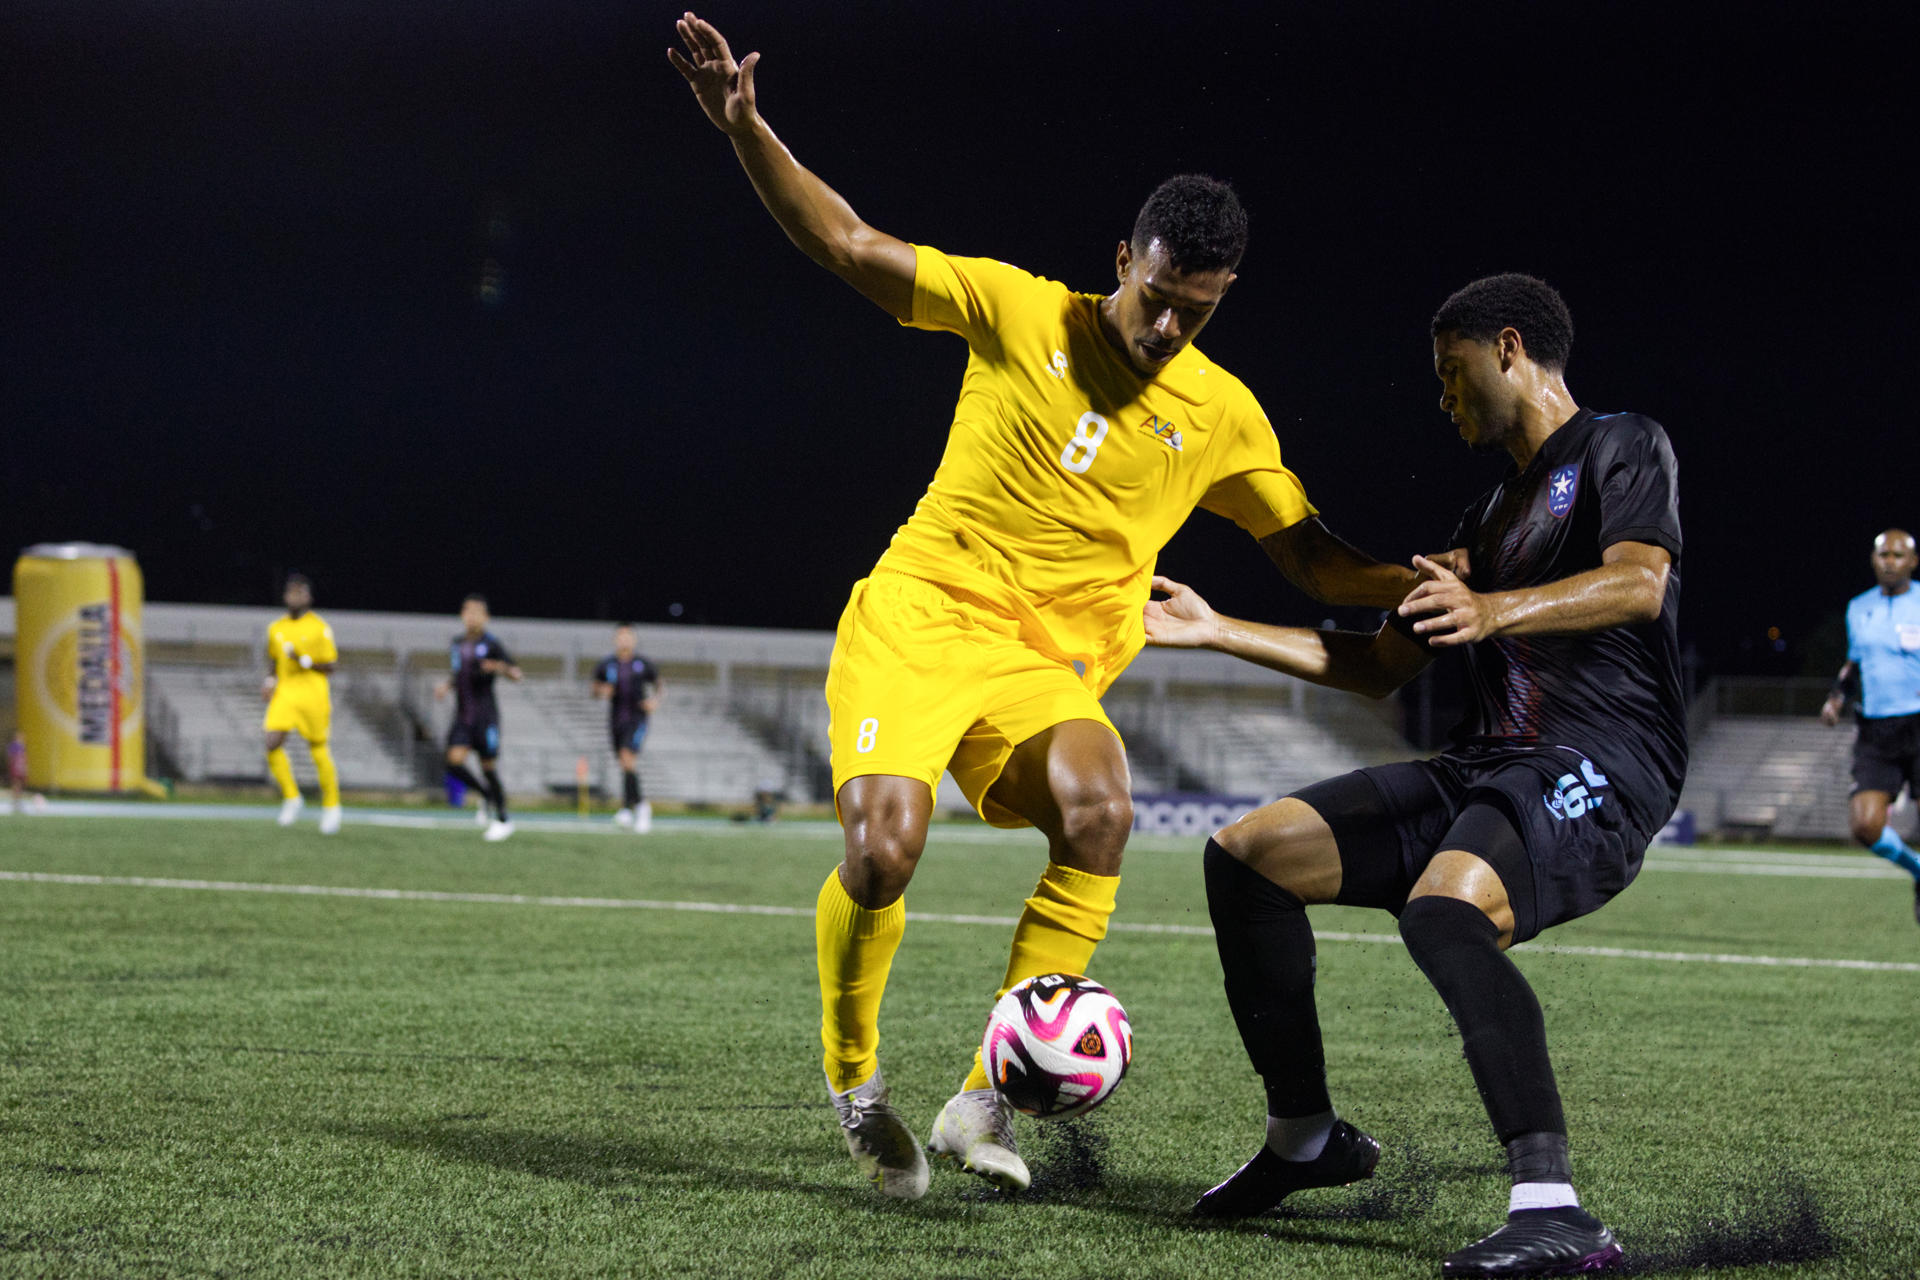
[5,2,1909,675]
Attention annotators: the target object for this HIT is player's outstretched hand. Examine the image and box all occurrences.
[1144,575,1220,649]
[668,11,760,135]
[1819,694,1843,727]
[1419,547,1472,584]
[1399,555,1494,647]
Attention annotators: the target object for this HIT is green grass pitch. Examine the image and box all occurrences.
[2,814,1917,1278]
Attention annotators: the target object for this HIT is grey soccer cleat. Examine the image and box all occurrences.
[828,1069,929,1200]
[927,1086,1031,1192]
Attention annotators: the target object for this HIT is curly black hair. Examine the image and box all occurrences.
[1130,174,1248,274]
[1431,273,1575,371]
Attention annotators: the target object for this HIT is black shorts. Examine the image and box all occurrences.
[447,713,502,759]
[1852,712,1920,799]
[1291,747,1651,945]
[612,716,651,755]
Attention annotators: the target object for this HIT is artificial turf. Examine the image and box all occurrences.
[1,814,1915,1277]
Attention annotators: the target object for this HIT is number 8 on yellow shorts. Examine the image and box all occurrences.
[825,571,1121,827]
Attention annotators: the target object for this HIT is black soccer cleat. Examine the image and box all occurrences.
[1441,1206,1623,1277]
[1191,1119,1380,1218]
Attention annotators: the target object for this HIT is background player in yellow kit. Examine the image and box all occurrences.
[673,11,1422,1199]
[262,573,342,835]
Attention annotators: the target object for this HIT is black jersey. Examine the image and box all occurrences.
[593,653,659,722]
[450,631,513,723]
[1437,408,1686,837]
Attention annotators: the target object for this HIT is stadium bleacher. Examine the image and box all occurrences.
[1679,713,1855,839]
[3,596,1887,840]
[148,664,413,790]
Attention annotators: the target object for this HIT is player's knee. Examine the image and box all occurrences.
[1210,808,1309,889]
[842,832,922,907]
[838,804,927,907]
[1398,894,1500,966]
[1850,816,1883,847]
[1058,785,1132,859]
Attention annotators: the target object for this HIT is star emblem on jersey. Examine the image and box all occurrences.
[1138,413,1183,452]
[1547,464,1580,518]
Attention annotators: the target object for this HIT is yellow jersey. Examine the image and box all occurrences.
[876,244,1316,693]
[266,612,338,694]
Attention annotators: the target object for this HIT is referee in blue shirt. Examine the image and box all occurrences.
[1821,528,1920,923]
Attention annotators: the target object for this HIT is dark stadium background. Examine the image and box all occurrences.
[5,1,1904,680]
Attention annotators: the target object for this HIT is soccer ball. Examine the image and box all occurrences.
[981,973,1132,1120]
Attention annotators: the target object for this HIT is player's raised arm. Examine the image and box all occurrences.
[1144,575,1430,699]
[669,12,916,320]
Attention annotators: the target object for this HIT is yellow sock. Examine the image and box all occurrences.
[311,742,340,808]
[961,862,1121,1092]
[266,747,298,800]
[311,744,341,805]
[816,867,906,1094]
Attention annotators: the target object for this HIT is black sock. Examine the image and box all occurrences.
[1505,1131,1572,1185]
[483,767,508,821]
[447,762,486,806]
[1397,895,1567,1148]
[622,770,641,808]
[1203,839,1332,1119]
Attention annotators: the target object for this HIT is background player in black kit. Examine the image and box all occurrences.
[1145,274,1683,1278]
[434,593,524,842]
[592,623,663,834]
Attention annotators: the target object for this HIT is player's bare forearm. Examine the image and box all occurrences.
[1260,518,1418,610]
[1401,543,1669,646]
[671,12,914,318]
[1821,661,1858,725]
[592,684,612,701]
[727,120,916,317]
[1147,572,1426,696]
[1209,616,1416,699]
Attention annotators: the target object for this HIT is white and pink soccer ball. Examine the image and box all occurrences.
[981,973,1132,1119]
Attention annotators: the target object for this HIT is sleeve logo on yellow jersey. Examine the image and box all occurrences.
[1139,414,1184,452]
[1047,350,1069,380]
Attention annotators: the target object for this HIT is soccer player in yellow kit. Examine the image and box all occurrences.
[262,573,342,835]
[673,12,1420,1199]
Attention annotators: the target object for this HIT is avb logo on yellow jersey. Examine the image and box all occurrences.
[1138,414,1183,452]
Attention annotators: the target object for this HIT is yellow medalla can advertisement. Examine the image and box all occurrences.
[12,542,152,793]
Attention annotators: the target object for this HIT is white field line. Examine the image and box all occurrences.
[22,801,1914,878]
[3,869,1916,974]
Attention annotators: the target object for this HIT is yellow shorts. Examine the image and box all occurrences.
[825,571,1119,827]
[263,691,331,744]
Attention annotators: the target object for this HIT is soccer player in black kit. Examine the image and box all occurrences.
[434,594,524,842]
[592,623,663,834]
[1146,274,1683,1277]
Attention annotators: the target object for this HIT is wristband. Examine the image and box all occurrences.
[299,654,313,670]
